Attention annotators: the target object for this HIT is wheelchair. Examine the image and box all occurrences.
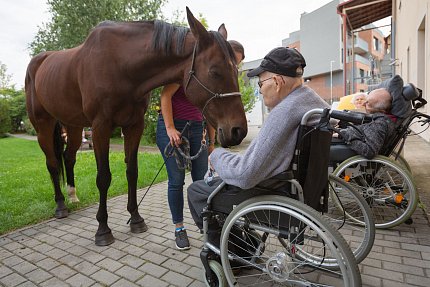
[329,82,430,229]
[199,109,370,287]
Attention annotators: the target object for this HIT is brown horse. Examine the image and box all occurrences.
[25,8,247,246]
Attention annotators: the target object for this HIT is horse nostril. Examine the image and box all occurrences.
[231,127,247,144]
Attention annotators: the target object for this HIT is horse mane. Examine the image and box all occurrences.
[211,32,236,64]
[151,20,235,63]
[152,20,189,55]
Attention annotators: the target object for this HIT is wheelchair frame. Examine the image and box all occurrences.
[330,85,430,228]
[199,109,367,287]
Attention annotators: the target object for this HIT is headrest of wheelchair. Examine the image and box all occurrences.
[369,75,410,119]
[402,83,421,101]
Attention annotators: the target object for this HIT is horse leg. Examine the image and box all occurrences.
[63,126,84,203]
[122,123,148,233]
[36,120,68,218]
[92,124,115,246]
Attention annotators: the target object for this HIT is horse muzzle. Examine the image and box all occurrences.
[218,125,248,147]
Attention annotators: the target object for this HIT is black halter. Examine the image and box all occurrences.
[184,41,242,117]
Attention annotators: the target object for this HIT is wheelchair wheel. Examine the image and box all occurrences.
[334,155,417,229]
[327,174,375,264]
[219,195,361,287]
[202,260,228,287]
[390,151,412,173]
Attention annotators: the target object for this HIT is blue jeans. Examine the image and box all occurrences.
[156,115,208,224]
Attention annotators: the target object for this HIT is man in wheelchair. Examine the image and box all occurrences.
[334,87,396,159]
[187,47,329,248]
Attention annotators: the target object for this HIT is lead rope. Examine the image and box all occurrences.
[127,122,196,225]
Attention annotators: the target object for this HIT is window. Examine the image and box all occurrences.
[373,37,379,51]
[359,69,365,83]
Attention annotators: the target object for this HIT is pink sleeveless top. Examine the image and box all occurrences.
[170,87,203,121]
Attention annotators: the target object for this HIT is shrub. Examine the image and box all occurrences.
[0,99,11,137]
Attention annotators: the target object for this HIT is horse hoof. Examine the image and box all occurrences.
[55,208,68,219]
[95,232,115,246]
[130,220,148,234]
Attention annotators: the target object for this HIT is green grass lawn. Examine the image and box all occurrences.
[0,137,167,235]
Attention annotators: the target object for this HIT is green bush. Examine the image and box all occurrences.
[0,99,11,137]
[23,117,36,136]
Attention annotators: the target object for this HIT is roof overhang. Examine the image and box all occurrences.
[337,0,392,31]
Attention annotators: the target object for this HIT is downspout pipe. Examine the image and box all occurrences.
[337,9,348,97]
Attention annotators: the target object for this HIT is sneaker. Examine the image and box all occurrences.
[175,229,190,250]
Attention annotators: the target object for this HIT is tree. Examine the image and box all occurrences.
[238,71,257,113]
[0,62,12,89]
[29,0,167,55]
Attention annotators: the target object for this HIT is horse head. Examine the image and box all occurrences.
[183,7,247,147]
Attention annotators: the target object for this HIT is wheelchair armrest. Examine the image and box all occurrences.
[329,142,358,163]
[206,180,226,205]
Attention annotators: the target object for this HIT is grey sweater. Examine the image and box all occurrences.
[210,85,329,189]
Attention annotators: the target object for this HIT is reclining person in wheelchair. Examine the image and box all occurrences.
[334,88,396,159]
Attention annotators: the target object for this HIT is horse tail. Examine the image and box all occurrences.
[53,122,65,185]
[25,51,53,125]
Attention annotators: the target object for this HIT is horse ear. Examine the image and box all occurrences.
[186,7,210,43]
[218,24,228,40]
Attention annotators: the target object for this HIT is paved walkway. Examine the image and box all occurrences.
[1,129,430,286]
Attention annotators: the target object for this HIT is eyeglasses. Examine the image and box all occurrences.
[257,77,273,88]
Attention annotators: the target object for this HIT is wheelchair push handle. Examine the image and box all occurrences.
[329,110,373,124]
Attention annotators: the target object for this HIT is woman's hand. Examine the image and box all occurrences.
[166,127,182,147]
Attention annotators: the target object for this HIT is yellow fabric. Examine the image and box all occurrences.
[337,94,359,110]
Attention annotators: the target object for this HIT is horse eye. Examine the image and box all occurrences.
[209,69,222,79]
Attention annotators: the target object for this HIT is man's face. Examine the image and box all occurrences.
[364,89,390,114]
[258,72,280,109]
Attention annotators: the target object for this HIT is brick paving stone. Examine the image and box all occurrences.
[58,253,84,267]
[2,256,24,267]
[403,257,430,268]
[161,270,194,286]
[74,260,101,276]
[161,258,191,274]
[136,274,169,287]
[381,279,410,287]
[383,247,422,259]
[11,261,38,275]
[119,254,146,269]
[44,247,69,260]
[65,273,95,287]
[361,274,382,287]
[405,274,430,287]
[114,265,145,282]
[32,243,54,254]
[383,261,425,276]
[96,257,124,272]
[25,268,53,284]
[50,264,77,280]
[184,266,204,281]
[138,262,168,278]
[91,269,120,286]
[80,250,106,264]
[111,278,140,287]
[22,251,47,263]
[99,247,127,260]
[121,244,147,257]
[16,281,38,287]
[140,251,168,266]
[0,265,13,278]
[362,266,404,282]
[0,272,27,286]
[39,277,70,287]
[35,257,60,271]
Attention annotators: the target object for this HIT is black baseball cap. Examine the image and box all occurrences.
[247,47,306,78]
